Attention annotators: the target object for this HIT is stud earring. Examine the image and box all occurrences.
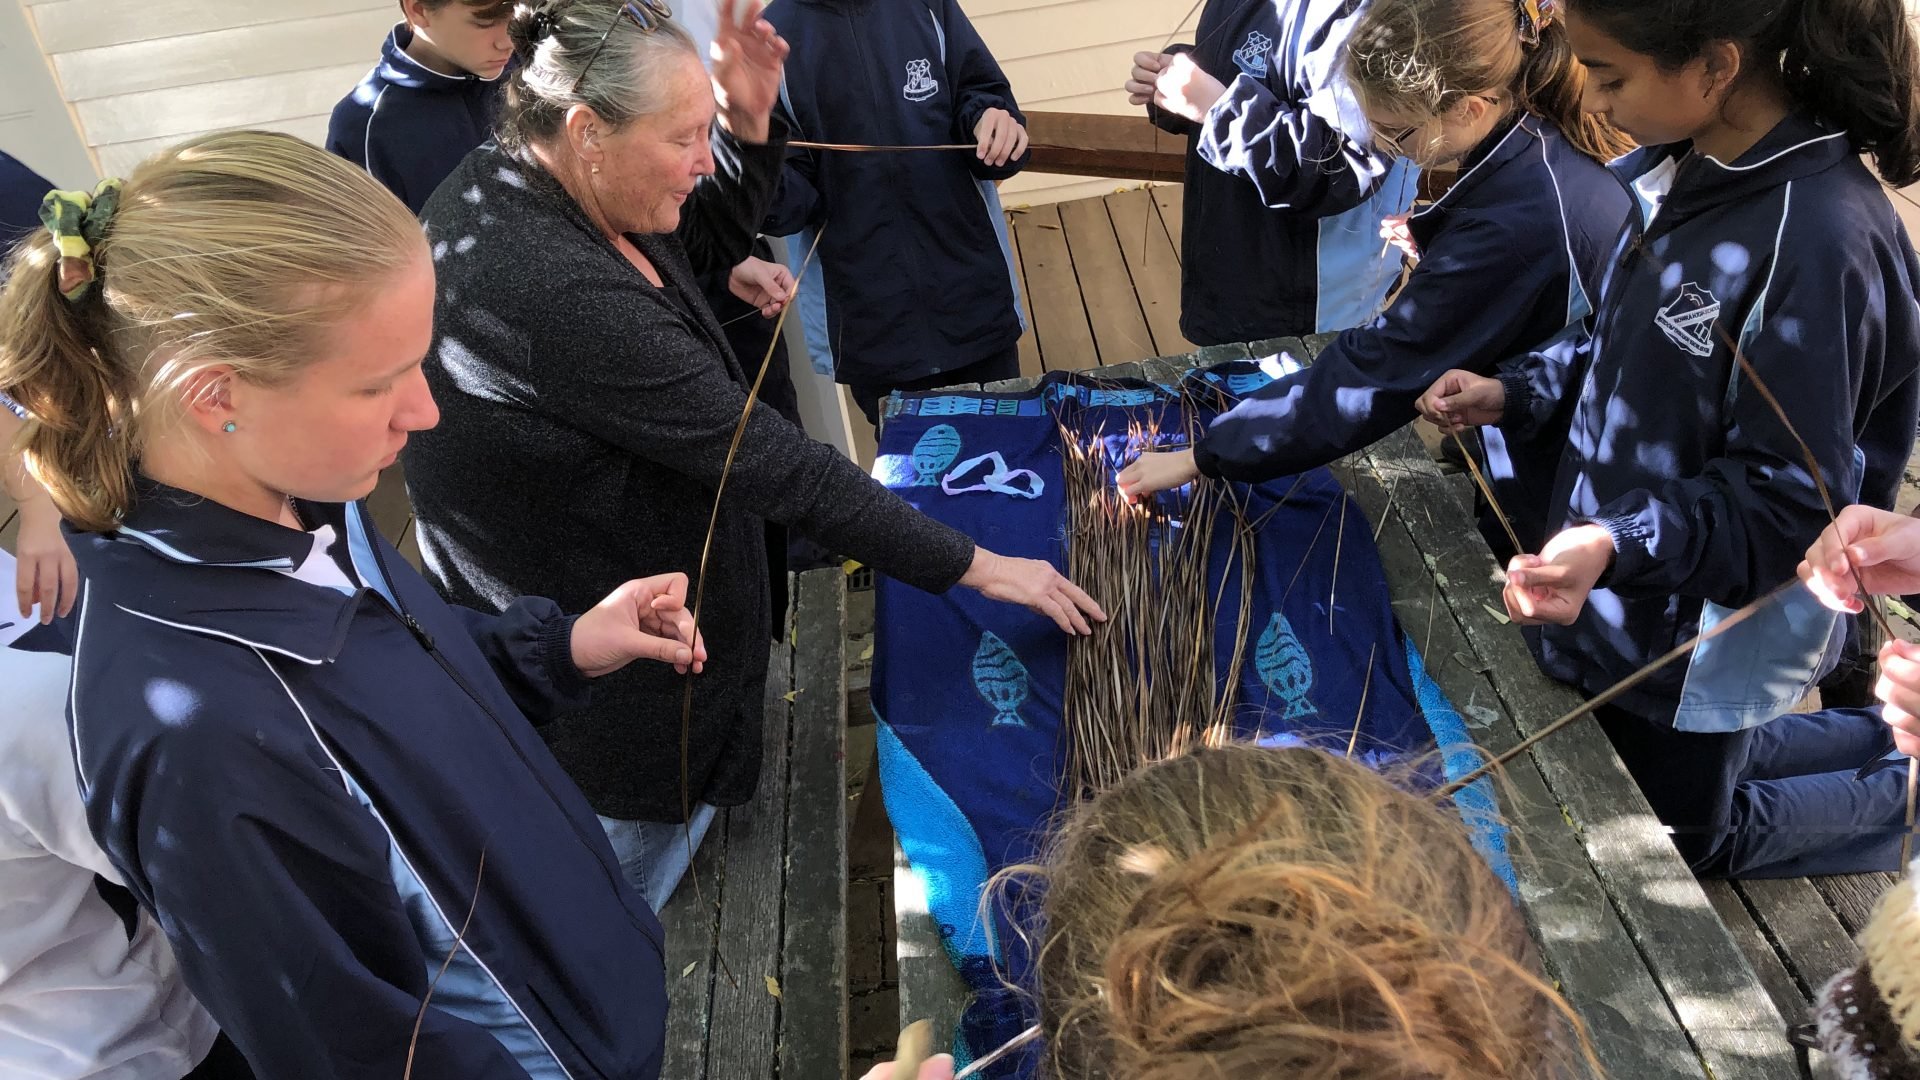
[222,421,237,433]
[592,164,601,175]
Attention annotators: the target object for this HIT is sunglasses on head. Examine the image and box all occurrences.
[572,0,675,94]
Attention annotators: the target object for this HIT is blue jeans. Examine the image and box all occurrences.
[598,804,720,912]
[1602,706,1908,877]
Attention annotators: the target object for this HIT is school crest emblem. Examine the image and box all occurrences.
[902,58,939,102]
[1233,30,1273,78]
[1654,282,1721,358]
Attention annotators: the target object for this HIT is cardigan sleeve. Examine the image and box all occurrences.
[528,272,976,594]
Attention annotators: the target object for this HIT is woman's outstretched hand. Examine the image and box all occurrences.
[572,572,709,677]
[710,0,789,143]
[961,549,1106,636]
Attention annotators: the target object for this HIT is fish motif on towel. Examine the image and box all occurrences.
[1255,612,1317,721]
[972,631,1031,728]
[911,424,963,486]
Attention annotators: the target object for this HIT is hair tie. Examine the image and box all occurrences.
[1518,0,1555,44]
[39,178,123,302]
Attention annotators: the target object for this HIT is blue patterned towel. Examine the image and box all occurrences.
[871,363,1512,1075]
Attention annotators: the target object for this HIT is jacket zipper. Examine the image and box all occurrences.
[363,533,663,949]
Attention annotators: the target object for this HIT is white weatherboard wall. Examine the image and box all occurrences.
[2,0,95,187]
[19,0,395,178]
[15,0,1195,204]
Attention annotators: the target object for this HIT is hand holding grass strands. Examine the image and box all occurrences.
[1799,506,1920,755]
[1798,505,1920,610]
[1115,446,1199,503]
[1416,368,1505,434]
[1379,212,1419,261]
[972,108,1030,167]
[571,572,708,677]
[726,255,794,318]
[1502,524,1613,626]
[959,548,1106,636]
[1125,51,1225,122]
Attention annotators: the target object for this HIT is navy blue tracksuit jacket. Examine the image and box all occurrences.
[763,0,1026,387]
[1194,116,1630,557]
[1152,0,1419,344]
[1501,114,1920,731]
[326,24,507,214]
[66,487,666,1078]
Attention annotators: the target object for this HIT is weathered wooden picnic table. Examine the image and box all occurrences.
[881,340,1877,1079]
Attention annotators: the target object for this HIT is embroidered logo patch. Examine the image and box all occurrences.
[902,58,939,102]
[1232,30,1273,78]
[1654,282,1721,358]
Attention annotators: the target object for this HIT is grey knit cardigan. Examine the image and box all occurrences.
[406,130,975,821]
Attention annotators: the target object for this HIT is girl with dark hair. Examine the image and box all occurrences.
[1419,0,1920,877]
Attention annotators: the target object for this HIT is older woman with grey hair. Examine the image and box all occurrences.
[405,0,1104,911]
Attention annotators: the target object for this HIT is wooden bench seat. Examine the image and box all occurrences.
[656,567,852,1079]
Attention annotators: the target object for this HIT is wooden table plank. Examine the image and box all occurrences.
[1737,878,1858,1000]
[659,810,730,1080]
[1012,205,1099,373]
[780,569,851,1079]
[1701,879,1813,1022]
[1357,425,1796,1078]
[1005,216,1044,380]
[1150,185,1184,253]
[1103,188,1195,358]
[1814,872,1896,937]
[1058,196,1155,367]
[706,638,796,1079]
[1336,450,1707,1077]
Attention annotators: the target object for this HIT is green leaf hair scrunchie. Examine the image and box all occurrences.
[39,178,125,302]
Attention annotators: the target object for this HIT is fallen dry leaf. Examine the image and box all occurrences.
[765,975,782,999]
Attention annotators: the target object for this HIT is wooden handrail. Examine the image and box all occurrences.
[1026,111,1187,182]
[1024,110,1461,199]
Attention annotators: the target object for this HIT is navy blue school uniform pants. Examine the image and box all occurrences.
[1601,706,1909,877]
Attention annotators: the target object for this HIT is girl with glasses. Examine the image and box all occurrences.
[1119,0,1633,565]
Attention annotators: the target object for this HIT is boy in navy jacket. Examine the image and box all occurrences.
[1128,0,1419,345]
[763,0,1031,424]
[326,0,515,214]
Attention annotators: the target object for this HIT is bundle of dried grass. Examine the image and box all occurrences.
[1056,384,1261,798]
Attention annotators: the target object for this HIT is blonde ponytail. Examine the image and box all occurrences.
[0,131,424,531]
